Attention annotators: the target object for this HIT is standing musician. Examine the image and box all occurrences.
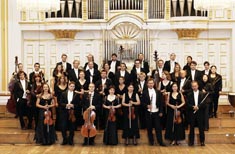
[188,61,202,88]
[137,53,150,75]
[56,53,72,75]
[85,61,101,84]
[130,59,145,85]
[108,53,121,74]
[60,82,80,145]
[165,83,186,145]
[122,83,141,145]
[183,56,193,77]
[115,63,130,86]
[209,65,222,118]
[82,83,101,145]
[68,60,81,90]
[152,59,164,89]
[163,53,177,73]
[142,78,166,146]
[13,71,31,130]
[187,81,206,146]
[103,86,121,145]
[84,54,99,71]
[29,63,45,86]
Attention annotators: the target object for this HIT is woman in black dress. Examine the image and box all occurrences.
[35,83,57,145]
[170,63,181,82]
[54,75,68,131]
[122,83,140,145]
[115,76,127,130]
[103,63,115,84]
[103,86,121,145]
[165,83,185,145]
[51,64,67,93]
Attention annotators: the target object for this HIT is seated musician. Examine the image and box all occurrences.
[82,83,101,146]
[59,81,80,146]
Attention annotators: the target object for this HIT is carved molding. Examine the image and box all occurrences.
[174,29,205,40]
[50,30,78,40]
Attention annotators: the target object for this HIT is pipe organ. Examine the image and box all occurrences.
[171,0,207,17]
[110,0,143,10]
[88,0,104,19]
[148,0,165,19]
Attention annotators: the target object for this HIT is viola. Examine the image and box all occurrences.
[108,102,116,122]
[69,109,76,122]
[174,104,182,124]
[128,99,136,120]
[44,109,53,126]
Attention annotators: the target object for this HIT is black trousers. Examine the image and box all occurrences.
[189,111,205,144]
[204,104,210,130]
[146,111,163,144]
[60,110,75,142]
[17,98,31,129]
[211,93,220,116]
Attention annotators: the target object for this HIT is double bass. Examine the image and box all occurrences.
[6,56,18,114]
[81,94,97,144]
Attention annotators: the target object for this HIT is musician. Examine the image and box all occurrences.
[201,61,211,76]
[84,54,99,71]
[56,53,72,74]
[103,86,121,145]
[95,70,113,97]
[82,83,101,145]
[183,56,193,76]
[187,81,206,146]
[85,61,101,84]
[75,71,89,95]
[171,63,181,82]
[29,63,45,85]
[51,64,67,93]
[54,75,68,131]
[151,59,164,89]
[103,63,115,84]
[68,60,81,89]
[60,82,80,145]
[137,53,150,75]
[165,83,185,145]
[209,65,222,118]
[115,63,130,86]
[29,74,43,130]
[13,71,31,130]
[137,72,148,129]
[11,63,27,81]
[163,53,177,73]
[34,83,57,145]
[188,61,202,86]
[141,79,166,146]
[108,53,120,74]
[130,59,145,85]
[201,74,214,131]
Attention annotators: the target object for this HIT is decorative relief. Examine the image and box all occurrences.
[174,29,205,40]
[112,22,140,39]
[50,30,78,40]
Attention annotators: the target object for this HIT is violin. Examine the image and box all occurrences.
[174,104,182,124]
[128,99,136,120]
[108,102,116,122]
[69,109,76,122]
[44,108,53,126]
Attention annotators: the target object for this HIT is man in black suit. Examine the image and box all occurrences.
[131,59,145,84]
[85,61,100,84]
[115,63,130,86]
[95,70,113,97]
[183,56,193,76]
[187,81,206,146]
[68,60,80,89]
[84,54,98,71]
[29,63,45,85]
[108,53,120,74]
[60,82,80,146]
[82,83,101,145]
[201,61,211,76]
[142,78,166,146]
[188,61,202,88]
[163,53,177,73]
[57,54,72,75]
[13,71,31,129]
[151,59,164,89]
[138,53,150,75]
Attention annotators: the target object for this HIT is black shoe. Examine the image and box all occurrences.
[82,142,88,146]
[133,137,137,145]
[214,114,217,118]
[205,128,209,131]
[61,140,68,145]
[68,140,74,146]
[125,138,129,146]
[149,141,154,146]
[159,143,166,147]
[201,142,205,146]
[90,141,95,146]
[188,143,194,146]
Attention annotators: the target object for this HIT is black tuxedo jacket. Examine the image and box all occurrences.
[95,78,113,96]
[130,67,145,83]
[59,90,80,110]
[57,62,72,73]
[82,92,101,112]
[115,70,130,86]
[201,70,211,76]
[188,70,202,82]
[209,73,222,93]
[132,60,150,75]
[68,69,80,83]
[177,78,192,95]
[141,89,163,114]
[85,69,101,84]
[163,60,177,72]
[187,91,206,114]
[29,71,45,85]
[83,62,98,70]
[108,60,120,73]
[136,80,148,96]
[13,80,30,100]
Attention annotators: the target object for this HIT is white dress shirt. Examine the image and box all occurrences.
[191,70,196,81]
[110,61,116,74]
[193,90,199,106]
[67,91,73,104]
[148,88,159,113]
[62,62,67,71]
[136,67,141,74]
[120,70,125,77]
[20,79,26,99]
[158,67,163,78]
[204,69,209,75]
[89,92,94,106]
[89,68,94,83]
[170,61,175,73]
[140,80,145,89]
[74,68,79,79]
[180,78,186,91]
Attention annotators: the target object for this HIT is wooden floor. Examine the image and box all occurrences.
[0,144,235,154]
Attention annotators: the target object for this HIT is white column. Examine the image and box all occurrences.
[232,27,235,92]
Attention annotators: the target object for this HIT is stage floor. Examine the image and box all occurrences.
[0,144,235,154]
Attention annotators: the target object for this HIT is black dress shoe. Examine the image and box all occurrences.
[61,140,68,145]
[149,142,154,146]
[82,142,88,146]
[68,140,74,146]
[201,142,205,146]
[188,143,194,146]
[159,143,166,147]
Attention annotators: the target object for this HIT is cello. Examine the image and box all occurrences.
[81,94,97,144]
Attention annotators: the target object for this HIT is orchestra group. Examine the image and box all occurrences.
[9,52,222,147]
